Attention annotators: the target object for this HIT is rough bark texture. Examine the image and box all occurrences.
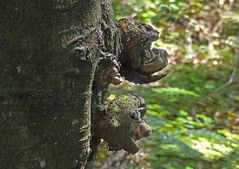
[0,0,168,169]
[0,0,106,169]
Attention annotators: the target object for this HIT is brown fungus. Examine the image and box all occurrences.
[93,52,123,90]
[90,18,168,162]
[118,18,168,84]
[93,94,151,154]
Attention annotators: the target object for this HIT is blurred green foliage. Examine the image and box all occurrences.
[95,1,239,169]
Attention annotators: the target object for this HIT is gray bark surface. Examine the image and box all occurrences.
[0,0,118,168]
[0,1,168,169]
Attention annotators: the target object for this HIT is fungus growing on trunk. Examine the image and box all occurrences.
[90,18,168,161]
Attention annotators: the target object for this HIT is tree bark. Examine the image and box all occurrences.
[0,1,168,169]
[0,0,109,169]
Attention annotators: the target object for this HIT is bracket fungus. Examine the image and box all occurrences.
[93,94,150,155]
[93,51,123,91]
[91,18,168,160]
[118,18,168,84]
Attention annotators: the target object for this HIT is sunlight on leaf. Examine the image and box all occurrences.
[107,93,116,101]
[152,87,199,97]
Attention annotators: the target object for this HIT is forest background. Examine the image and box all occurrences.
[93,0,239,169]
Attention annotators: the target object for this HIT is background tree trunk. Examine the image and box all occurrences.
[0,0,118,168]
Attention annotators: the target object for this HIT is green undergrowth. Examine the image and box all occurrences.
[105,61,239,169]
[94,0,239,169]
[137,64,239,169]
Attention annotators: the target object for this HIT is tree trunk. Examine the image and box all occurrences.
[0,0,112,169]
[0,1,168,169]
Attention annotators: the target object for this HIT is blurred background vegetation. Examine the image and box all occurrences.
[93,0,239,169]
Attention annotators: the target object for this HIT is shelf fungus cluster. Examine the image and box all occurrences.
[91,18,168,159]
